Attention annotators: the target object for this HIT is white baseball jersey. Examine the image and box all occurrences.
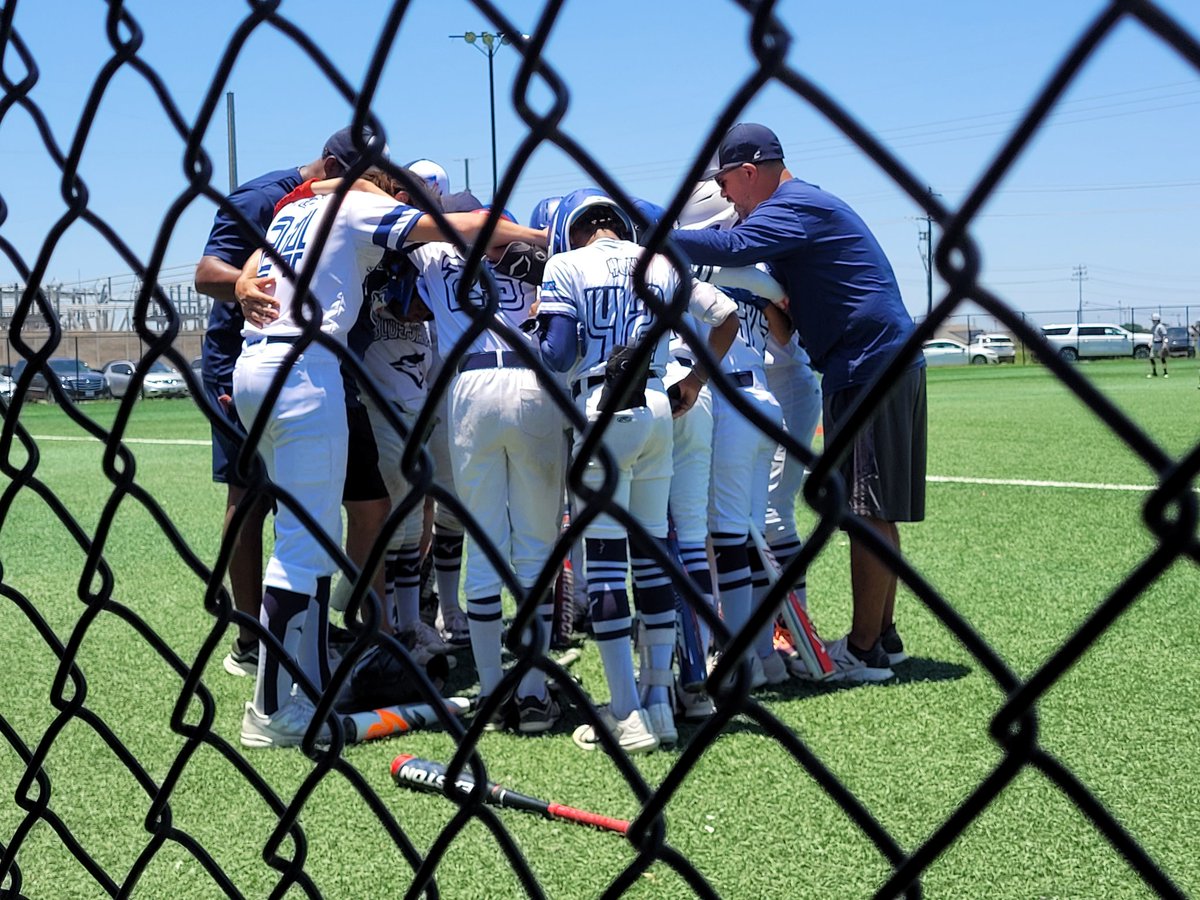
[243,191,424,344]
[361,312,432,412]
[538,237,736,384]
[407,243,535,355]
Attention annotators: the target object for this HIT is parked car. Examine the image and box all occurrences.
[922,338,969,367]
[1166,326,1195,358]
[10,358,107,401]
[101,359,189,399]
[968,333,1016,364]
[190,357,203,375]
[0,373,13,400]
[1039,323,1150,362]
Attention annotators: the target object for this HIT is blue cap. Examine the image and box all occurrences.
[441,190,484,213]
[323,125,389,169]
[712,123,783,178]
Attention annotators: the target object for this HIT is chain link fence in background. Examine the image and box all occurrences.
[1,1,1198,898]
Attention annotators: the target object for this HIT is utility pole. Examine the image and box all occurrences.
[226,92,239,191]
[1072,264,1087,326]
[917,187,940,317]
[456,158,477,193]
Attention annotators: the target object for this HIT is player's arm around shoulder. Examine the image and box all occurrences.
[235,249,279,328]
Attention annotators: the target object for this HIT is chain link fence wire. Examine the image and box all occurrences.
[1,1,1197,897]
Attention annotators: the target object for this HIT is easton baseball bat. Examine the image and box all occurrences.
[342,697,472,744]
[390,754,630,835]
[747,523,835,680]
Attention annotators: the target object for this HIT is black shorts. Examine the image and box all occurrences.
[823,366,927,523]
[205,378,264,488]
[343,402,388,503]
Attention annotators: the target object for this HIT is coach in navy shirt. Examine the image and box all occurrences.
[672,123,926,683]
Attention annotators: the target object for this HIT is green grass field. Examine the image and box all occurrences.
[1,359,1197,898]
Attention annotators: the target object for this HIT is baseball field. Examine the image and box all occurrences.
[0,359,1196,898]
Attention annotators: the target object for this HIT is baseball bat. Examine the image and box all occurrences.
[342,697,472,744]
[747,523,835,680]
[390,754,630,835]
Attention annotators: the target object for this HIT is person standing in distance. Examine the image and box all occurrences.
[671,123,926,682]
[194,127,379,678]
[1148,312,1168,378]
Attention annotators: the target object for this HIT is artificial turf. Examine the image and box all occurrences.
[0,358,1196,898]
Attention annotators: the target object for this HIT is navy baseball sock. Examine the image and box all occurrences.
[586,537,638,720]
[712,531,752,648]
[255,585,309,716]
[516,585,553,701]
[630,534,675,707]
[746,542,775,660]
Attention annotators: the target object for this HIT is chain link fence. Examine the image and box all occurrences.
[1,2,1197,898]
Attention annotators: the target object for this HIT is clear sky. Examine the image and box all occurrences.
[1,0,1198,326]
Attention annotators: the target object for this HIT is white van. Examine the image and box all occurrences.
[1039,323,1150,362]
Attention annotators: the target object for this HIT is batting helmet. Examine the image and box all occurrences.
[406,159,450,197]
[548,188,635,257]
[676,180,737,231]
[1151,312,1161,322]
[529,196,562,231]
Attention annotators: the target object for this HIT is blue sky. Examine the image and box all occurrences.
[1,1,1198,325]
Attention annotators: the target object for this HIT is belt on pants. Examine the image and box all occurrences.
[245,334,303,347]
[458,350,527,373]
[571,372,665,400]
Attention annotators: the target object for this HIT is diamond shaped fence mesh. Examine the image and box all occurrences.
[0,1,1198,898]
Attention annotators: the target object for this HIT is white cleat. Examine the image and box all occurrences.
[240,694,331,749]
[572,706,659,754]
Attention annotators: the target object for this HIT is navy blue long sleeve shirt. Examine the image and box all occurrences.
[670,178,921,394]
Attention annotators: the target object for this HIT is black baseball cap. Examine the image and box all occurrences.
[712,123,784,178]
[322,125,389,169]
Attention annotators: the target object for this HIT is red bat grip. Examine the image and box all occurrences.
[546,803,630,835]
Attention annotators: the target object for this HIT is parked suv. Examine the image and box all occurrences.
[968,333,1016,364]
[1166,326,1194,358]
[1039,323,1150,362]
[11,358,106,401]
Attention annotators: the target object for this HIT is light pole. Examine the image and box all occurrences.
[449,31,524,195]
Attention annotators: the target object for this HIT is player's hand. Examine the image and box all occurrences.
[235,274,280,327]
[671,372,705,418]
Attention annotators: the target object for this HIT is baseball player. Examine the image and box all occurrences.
[1149,312,1168,378]
[675,181,822,674]
[535,188,740,753]
[406,158,450,199]
[232,171,541,747]
[402,204,564,734]
[195,128,371,678]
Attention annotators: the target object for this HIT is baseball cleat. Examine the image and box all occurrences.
[572,706,658,754]
[880,622,908,665]
[223,638,258,677]
[824,636,895,683]
[515,691,561,734]
[240,695,331,749]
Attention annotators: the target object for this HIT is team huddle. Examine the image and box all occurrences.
[194,122,927,752]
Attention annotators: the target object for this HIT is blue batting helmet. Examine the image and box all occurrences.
[529,196,562,231]
[547,188,635,257]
